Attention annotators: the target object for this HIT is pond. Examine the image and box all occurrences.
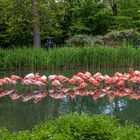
[0,67,140,131]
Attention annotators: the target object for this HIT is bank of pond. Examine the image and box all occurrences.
[1,114,140,140]
[0,45,140,71]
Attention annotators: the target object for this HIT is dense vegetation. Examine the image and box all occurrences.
[0,1,140,139]
[0,0,140,47]
[65,29,140,47]
[0,45,140,71]
[0,114,140,140]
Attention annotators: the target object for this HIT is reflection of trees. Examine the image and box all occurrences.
[0,97,52,131]
[0,94,140,131]
[98,97,128,116]
[0,86,140,131]
[48,97,61,118]
[114,99,120,113]
[118,99,140,125]
[60,96,101,114]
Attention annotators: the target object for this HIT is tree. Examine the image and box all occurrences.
[0,0,139,47]
[32,0,41,48]
[101,0,118,15]
[38,0,64,44]
[102,0,140,31]
[118,0,140,31]
[0,0,32,47]
[59,0,112,36]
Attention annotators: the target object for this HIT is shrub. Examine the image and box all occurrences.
[94,29,140,47]
[1,114,140,140]
[65,34,94,47]
[111,16,135,30]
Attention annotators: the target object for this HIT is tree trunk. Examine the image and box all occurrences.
[109,1,117,15]
[32,0,41,48]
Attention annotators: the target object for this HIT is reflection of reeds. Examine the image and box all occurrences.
[0,45,140,71]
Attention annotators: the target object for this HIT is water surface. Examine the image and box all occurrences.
[0,67,140,131]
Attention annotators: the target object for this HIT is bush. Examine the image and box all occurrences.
[65,34,94,47]
[111,16,135,30]
[93,29,140,47]
[134,20,140,32]
[1,114,140,140]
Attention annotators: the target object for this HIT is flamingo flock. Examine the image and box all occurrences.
[0,68,140,103]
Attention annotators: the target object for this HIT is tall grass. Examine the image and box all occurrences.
[0,45,140,71]
[46,45,140,69]
[0,47,48,71]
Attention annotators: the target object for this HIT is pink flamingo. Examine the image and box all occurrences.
[11,75,22,81]
[33,81,46,88]
[57,75,69,83]
[48,75,57,81]
[79,82,87,89]
[117,80,125,87]
[21,78,34,93]
[82,71,92,80]
[76,72,84,78]
[52,80,62,87]
[22,78,33,86]
[25,73,35,79]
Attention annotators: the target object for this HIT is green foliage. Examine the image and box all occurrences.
[66,0,112,36]
[0,45,140,70]
[65,34,94,46]
[0,0,140,47]
[92,8,113,35]
[111,16,135,30]
[0,0,32,47]
[117,0,140,31]
[1,114,140,139]
[0,47,48,70]
[38,0,64,43]
[94,29,140,47]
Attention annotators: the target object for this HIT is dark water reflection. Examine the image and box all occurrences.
[0,67,140,131]
[0,95,139,131]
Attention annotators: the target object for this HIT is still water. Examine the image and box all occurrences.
[0,67,140,131]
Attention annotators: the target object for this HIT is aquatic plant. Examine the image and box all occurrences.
[0,45,140,71]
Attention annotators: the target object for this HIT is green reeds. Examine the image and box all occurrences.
[0,47,48,71]
[0,44,140,71]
